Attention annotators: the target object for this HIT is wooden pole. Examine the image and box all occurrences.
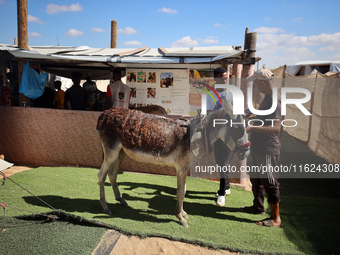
[239,28,257,189]
[17,0,30,106]
[111,20,117,48]
[17,0,28,50]
[232,64,242,88]
[241,27,257,109]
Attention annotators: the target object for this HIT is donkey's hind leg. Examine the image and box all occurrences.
[107,149,128,207]
[98,146,125,215]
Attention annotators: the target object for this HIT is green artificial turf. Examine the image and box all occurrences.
[0,215,105,255]
[1,166,339,254]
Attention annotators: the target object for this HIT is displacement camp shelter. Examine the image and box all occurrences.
[286,60,340,76]
[0,44,257,115]
[0,43,258,182]
[264,65,340,167]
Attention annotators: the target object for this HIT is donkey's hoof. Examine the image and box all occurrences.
[182,211,189,219]
[180,219,189,228]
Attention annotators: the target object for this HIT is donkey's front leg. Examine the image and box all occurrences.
[176,169,189,227]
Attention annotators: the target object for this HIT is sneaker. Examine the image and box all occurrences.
[216,195,225,206]
[216,189,231,197]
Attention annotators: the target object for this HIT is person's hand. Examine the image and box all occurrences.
[246,125,253,133]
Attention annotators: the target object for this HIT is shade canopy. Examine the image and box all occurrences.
[0,44,258,79]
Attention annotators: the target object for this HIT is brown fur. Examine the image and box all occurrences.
[130,105,167,114]
[96,102,250,228]
[97,107,188,156]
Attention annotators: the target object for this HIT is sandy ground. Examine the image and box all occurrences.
[2,166,249,255]
[109,233,246,255]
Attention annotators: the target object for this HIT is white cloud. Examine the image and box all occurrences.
[117,27,138,34]
[28,15,44,24]
[158,7,178,14]
[0,0,5,4]
[254,27,285,34]
[207,36,218,39]
[319,46,335,52]
[46,3,83,14]
[265,17,271,21]
[294,17,303,21]
[171,36,199,47]
[214,23,222,27]
[283,47,315,57]
[255,30,340,67]
[91,28,105,32]
[65,29,84,37]
[202,38,218,44]
[28,32,43,37]
[123,41,142,46]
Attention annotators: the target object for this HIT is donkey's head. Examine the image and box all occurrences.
[220,96,250,161]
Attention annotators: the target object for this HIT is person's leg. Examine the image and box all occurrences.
[242,150,265,213]
[256,155,282,227]
[214,139,231,196]
[251,178,265,212]
[219,176,230,195]
[214,139,231,206]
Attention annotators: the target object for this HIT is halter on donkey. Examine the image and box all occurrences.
[190,96,251,169]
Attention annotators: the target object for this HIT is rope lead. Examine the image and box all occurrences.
[1,203,6,229]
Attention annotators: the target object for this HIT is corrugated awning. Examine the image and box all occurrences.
[0,44,246,79]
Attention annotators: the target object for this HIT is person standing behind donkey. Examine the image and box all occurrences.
[82,72,99,109]
[64,72,93,110]
[242,68,283,228]
[105,68,130,109]
[54,80,65,109]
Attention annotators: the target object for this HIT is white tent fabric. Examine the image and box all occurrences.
[0,158,13,171]
[330,63,340,72]
[286,65,301,75]
[287,61,340,76]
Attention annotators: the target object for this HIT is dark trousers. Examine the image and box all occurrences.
[250,151,281,212]
[214,139,231,195]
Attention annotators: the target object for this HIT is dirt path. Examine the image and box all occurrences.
[3,166,250,255]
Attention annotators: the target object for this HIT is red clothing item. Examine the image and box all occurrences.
[0,86,13,106]
[106,84,112,97]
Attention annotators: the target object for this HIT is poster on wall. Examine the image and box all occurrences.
[126,69,189,115]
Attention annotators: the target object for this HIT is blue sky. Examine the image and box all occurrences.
[1,0,339,68]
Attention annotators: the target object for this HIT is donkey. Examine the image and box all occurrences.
[130,104,167,114]
[96,97,250,227]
